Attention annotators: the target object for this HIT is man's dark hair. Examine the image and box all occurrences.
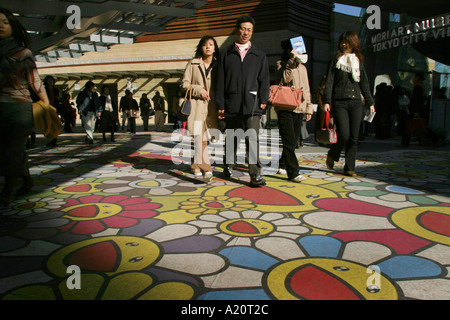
[235,15,255,29]
[85,81,95,90]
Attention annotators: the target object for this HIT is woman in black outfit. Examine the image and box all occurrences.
[323,31,375,177]
[99,86,117,142]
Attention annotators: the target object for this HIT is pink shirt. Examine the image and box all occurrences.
[235,42,251,61]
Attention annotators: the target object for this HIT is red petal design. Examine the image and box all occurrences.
[420,211,450,236]
[315,199,393,217]
[67,240,118,272]
[289,265,361,300]
[228,221,258,234]
[228,187,301,205]
[68,205,98,218]
[206,202,223,208]
[71,220,105,234]
[103,216,137,228]
[80,195,103,204]
[102,195,129,203]
[333,230,431,254]
[116,197,151,206]
[63,184,92,193]
[121,210,158,219]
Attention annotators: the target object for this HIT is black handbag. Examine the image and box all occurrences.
[180,85,192,116]
[315,110,337,144]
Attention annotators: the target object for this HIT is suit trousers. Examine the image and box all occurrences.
[224,114,262,178]
[277,110,303,179]
[328,99,363,172]
[155,110,165,130]
[81,111,96,141]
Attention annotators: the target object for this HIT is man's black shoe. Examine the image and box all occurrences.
[222,167,232,178]
[250,175,266,187]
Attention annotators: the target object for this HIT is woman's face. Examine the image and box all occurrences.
[201,39,215,58]
[339,40,353,54]
[0,13,13,40]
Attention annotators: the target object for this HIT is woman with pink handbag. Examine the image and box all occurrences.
[323,31,375,177]
[275,40,314,182]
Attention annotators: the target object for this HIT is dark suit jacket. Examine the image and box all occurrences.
[216,43,270,117]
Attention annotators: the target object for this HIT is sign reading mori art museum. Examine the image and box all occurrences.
[371,13,450,53]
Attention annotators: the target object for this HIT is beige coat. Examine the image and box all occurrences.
[181,58,219,136]
[275,59,314,114]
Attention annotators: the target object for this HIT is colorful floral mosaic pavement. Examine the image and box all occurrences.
[0,131,449,300]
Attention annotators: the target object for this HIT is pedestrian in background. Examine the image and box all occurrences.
[99,86,117,142]
[119,90,131,131]
[153,91,165,131]
[76,81,102,144]
[44,75,61,147]
[140,93,152,131]
[127,91,139,134]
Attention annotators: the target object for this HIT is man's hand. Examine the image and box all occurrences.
[218,109,225,119]
[260,104,267,110]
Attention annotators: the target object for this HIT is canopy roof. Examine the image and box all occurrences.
[0,0,206,62]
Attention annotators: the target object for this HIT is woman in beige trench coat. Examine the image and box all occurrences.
[181,35,219,182]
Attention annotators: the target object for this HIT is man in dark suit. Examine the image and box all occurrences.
[216,15,270,187]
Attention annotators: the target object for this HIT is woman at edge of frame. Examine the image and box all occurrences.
[323,31,375,177]
[0,8,50,206]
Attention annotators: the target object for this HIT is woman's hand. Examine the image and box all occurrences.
[323,103,331,112]
[305,114,312,121]
[369,105,375,114]
[200,88,210,101]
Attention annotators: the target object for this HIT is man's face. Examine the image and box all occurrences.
[236,22,253,45]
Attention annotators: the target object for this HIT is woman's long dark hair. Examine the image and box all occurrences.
[337,31,363,63]
[280,39,293,62]
[195,35,219,61]
[0,8,31,48]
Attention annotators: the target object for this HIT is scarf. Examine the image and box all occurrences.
[103,94,113,112]
[336,53,360,82]
[0,36,24,74]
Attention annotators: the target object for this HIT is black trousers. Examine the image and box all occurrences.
[277,110,303,179]
[224,114,262,178]
[328,99,362,172]
[0,102,33,177]
[128,117,136,133]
